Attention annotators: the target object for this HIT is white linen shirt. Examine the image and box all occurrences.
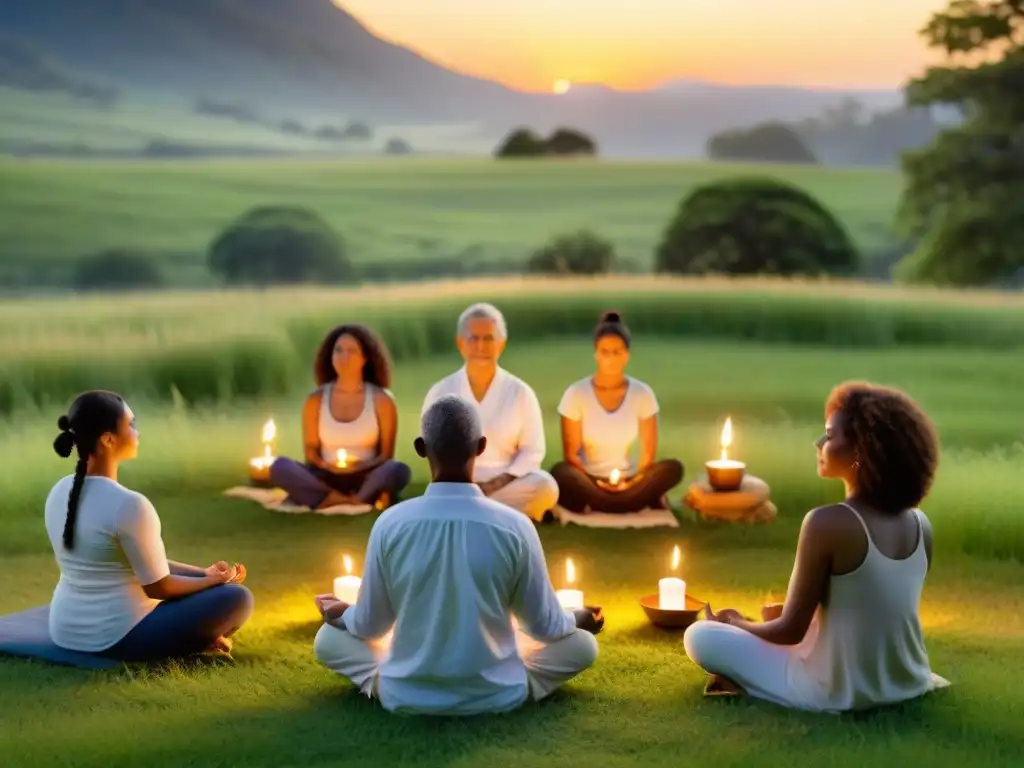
[421,366,547,482]
[340,482,577,715]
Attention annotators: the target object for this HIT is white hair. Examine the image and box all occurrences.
[456,302,507,340]
[420,394,483,459]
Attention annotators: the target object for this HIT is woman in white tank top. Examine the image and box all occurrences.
[683,381,949,712]
[270,324,412,512]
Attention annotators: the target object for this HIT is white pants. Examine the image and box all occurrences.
[683,620,806,709]
[314,624,598,708]
[488,470,559,522]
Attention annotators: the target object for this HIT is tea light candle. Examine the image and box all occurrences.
[333,554,362,604]
[608,468,621,487]
[705,416,746,491]
[555,558,584,610]
[658,545,686,610]
[248,418,276,481]
[336,449,348,469]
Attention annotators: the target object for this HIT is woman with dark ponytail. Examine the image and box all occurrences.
[45,391,254,662]
[550,311,684,514]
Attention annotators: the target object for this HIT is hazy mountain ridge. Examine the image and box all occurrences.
[0,0,918,158]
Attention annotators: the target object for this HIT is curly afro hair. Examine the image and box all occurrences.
[825,381,939,515]
[313,323,393,389]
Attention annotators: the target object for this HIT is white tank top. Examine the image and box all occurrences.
[318,383,381,465]
[787,503,948,711]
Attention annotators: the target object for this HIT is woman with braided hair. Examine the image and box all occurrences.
[45,390,254,662]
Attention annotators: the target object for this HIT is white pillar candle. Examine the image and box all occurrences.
[555,589,585,610]
[333,554,361,603]
[333,575,361,604]
[658,577,686,610]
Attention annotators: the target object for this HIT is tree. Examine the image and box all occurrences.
[545,127,597,156]
[655,177,860,277]
[526,230,616,275]
[72,249,164,291]
[706,122,818,164]
[207,206,351,286]
[895,0,1024,285]
[495,128,547,157]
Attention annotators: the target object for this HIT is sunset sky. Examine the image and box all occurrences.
[340,0,944,92]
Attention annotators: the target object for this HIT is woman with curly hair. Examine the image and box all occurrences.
[270,324,412,511]
[683,381,949,712]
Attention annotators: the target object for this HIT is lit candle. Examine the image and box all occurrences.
[658,545,687,610]
[555,558,584,610]
[333,554,362,604]
[336,448,348,469]
[608,468,621,487]
[705,416,746,490]
[248,417,276,479]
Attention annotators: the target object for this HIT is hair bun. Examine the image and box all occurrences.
[53,430,75,459]
[57,415,71,431]
[600,310,622,324]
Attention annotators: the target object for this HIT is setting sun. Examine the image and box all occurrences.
[553,78,572,95]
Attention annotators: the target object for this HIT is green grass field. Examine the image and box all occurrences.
[2,279,1023,766]
[0,155,903,286]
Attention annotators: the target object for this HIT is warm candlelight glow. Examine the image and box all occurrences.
[720,416,732,461]
[659,545,686,610]
[336,448,348,468]
[555,558,584,610]
[334,553,361,604]
[262,418,276,445]
[248,417,277,478]
[609,468,621,486]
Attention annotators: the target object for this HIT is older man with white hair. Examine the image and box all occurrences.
[311,394,603,715]
[420,302,559,522]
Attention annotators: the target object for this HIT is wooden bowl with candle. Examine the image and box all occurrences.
[705,460,746,491]
[639,593,706,629]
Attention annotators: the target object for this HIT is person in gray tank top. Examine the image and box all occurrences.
[270,324,412,512]
[683,381,949,712]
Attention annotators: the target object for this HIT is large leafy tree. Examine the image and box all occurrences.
[896,1,1024,285]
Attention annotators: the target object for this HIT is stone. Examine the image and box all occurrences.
[683,474,776,524]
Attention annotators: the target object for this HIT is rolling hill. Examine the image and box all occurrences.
[0,0,910,157]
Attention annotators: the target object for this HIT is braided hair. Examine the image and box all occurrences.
[53,391,126,550]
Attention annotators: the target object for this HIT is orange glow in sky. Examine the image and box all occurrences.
[338,0,944,91]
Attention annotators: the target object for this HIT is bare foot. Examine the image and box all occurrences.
[317,491,352,510]
[705,674,744,696]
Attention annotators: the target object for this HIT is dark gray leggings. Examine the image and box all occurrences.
[270,457,412,508]
[550,459,684,513]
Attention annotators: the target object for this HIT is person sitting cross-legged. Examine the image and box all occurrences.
[420,302,558,522]
[45,391,253,662]
[550,310,683,514]
[682,381,950,712]
[270,323,412,511]
[312,393,604,716]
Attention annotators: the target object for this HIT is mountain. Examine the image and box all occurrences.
[0,0,915,158]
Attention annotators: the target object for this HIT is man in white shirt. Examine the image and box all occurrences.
[420,302,559,522]
[311,394,603,715]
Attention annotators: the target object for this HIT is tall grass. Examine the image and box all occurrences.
[2,276,1023,415]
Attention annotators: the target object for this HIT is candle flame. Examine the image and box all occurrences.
[671,545,681,571]
[343,554,353,575]
[609,468,621,485]
[565,558,576,585]
[337,448,347,466]
[262,418,276,444]
[720,416,732,461]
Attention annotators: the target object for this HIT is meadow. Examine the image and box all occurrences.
[2,277,1023,766]
[0,156,903,287]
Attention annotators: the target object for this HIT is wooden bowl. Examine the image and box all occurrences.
[639,593,707,629]
[705,461,746,491]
